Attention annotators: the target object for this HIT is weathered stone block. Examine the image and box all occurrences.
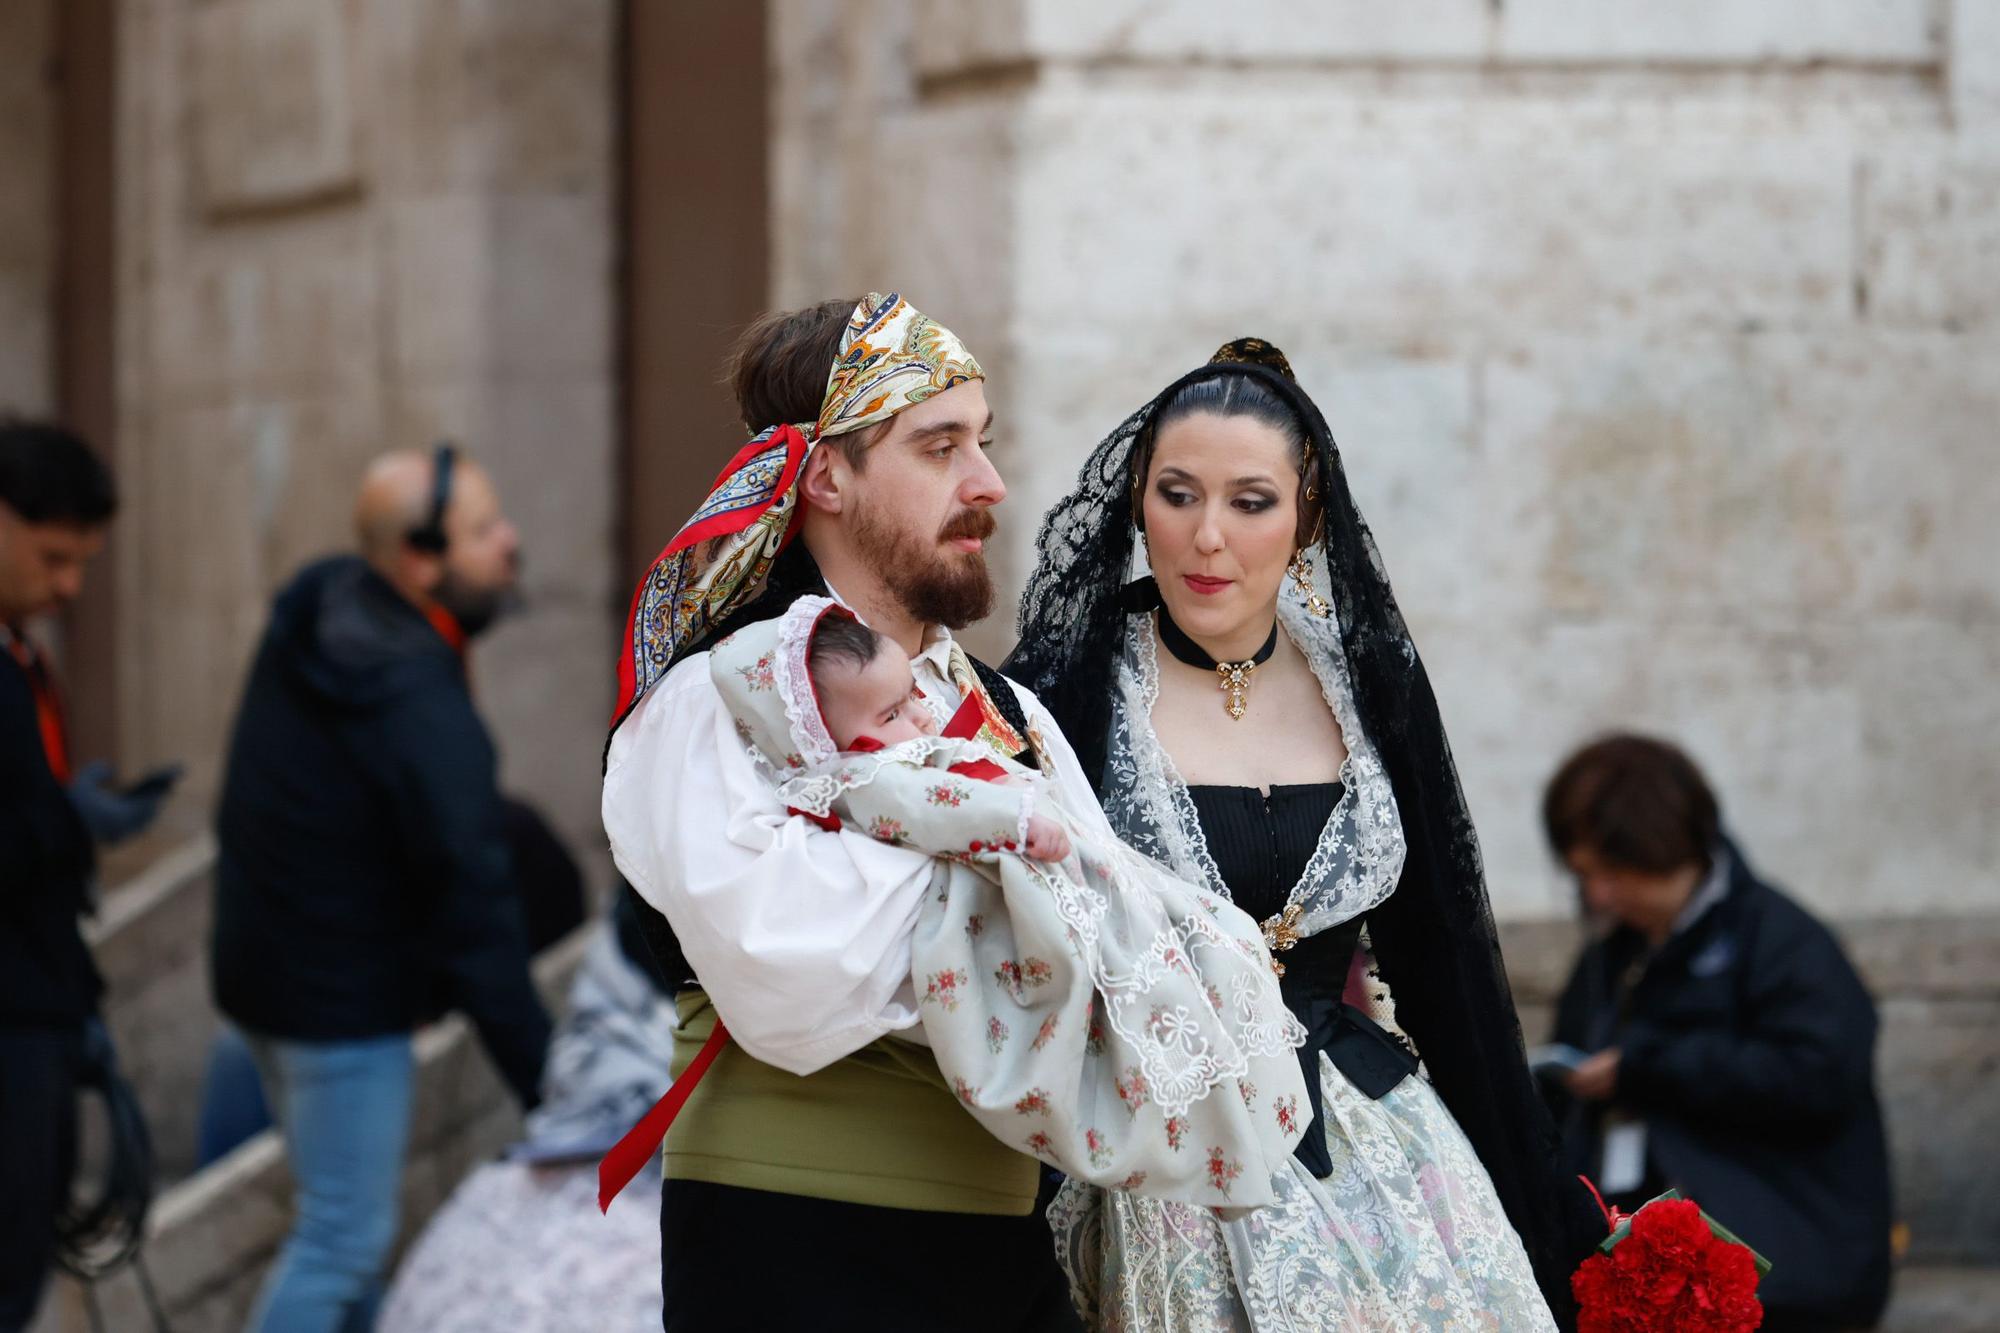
[189,0,363,214]
[151,216,380,404]
[487,192,616,376]
[0,271,52,414]
[381,195,488,380]
[1951,0,2000,124]
[362,0,615,192]
[1015,89,1856,338]
[1861,147,2000,330]
[913,0,1940,75]
[914,0,1496,74]
[1476,331,2000,626]
[0,0,54,416]
[1498,0,1940,65]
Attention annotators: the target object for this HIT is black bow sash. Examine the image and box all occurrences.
[1281,919,1419,1178]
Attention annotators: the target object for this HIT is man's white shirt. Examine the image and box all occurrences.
[601,613,1097,1077]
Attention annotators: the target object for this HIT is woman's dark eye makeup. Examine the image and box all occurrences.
[1155,480,1278,513]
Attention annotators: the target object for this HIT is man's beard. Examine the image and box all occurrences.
[850,501,996,630]
[434,566,521,639]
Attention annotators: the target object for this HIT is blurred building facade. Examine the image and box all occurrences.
[3,1,1996,1323]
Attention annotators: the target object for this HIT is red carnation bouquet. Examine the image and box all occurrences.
[1572,1183,1771,1332]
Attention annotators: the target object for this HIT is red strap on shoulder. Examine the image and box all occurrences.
[598,1019,731,1213]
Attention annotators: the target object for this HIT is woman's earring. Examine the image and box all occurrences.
[1289,548,1333,619]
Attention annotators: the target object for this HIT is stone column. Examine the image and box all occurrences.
[113,0,620,866]
[0,0,56,415]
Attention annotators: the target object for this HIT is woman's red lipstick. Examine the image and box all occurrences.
[1182,574,1232,596]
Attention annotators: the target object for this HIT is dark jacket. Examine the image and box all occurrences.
[1551,843,1893,1328]
[0,642,99,1027]
[212,556,550,1105]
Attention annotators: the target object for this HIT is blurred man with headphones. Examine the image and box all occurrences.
[210,445,552,1333]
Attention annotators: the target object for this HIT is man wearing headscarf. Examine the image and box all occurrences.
[601,295,1085,1331]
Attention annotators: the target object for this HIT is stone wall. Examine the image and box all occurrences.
[772,0,2000,924]
[0,0,54,415]
[109,0,620,867]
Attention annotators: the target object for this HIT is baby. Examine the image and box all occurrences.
[804,611,1072,863]
[708,595,1309,1211]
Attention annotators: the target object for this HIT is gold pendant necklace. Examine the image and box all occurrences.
[1217,660,1259,720]
[1158,607,1279,721]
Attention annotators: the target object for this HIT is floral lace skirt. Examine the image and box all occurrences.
[1050,1055,1557,1332]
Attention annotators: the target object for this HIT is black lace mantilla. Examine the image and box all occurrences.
[1004,352,1603,1326]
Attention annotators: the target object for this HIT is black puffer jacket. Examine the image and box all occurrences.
[0,641,98,1027]
[212,557,549,1105]
[1551,842,1893,1329]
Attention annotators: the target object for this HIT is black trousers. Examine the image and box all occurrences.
[0,1025,81,1333]
[660,1178,1083,1333]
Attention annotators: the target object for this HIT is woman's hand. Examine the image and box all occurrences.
[1023,815,1072,862]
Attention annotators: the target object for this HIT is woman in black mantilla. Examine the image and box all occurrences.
[1008,340,1602,1330]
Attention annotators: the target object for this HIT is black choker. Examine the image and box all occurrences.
[1157,609,1278,720]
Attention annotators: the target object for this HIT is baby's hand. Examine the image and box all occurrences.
[1023,815,1071,862]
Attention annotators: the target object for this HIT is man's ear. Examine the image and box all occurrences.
[798,446,846,516]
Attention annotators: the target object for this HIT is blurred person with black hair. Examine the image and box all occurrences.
[1542,733,1893,1331]
[0,419,150,1330]
[211,446,552,1333]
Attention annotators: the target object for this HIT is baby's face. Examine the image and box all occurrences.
[819,649,937,750]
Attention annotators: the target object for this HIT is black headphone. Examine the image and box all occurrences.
[405,441,457,554]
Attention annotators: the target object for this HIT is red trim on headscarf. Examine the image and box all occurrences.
[598,1019,732,1213]
[663,427,814,558]
[613,425,815,723]
[6,632,71,786]
[846,735,886,753]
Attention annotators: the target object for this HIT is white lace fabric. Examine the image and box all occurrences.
[771,593,843,767]
[708,602,1316,1207]
[1104,578,1408,938]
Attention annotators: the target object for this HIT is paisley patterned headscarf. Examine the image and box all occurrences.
[611,293,982,733]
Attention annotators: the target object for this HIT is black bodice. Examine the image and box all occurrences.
[1185,783,1342,923]
[1185,782,1363,1001]
[1185,781,1415,1177]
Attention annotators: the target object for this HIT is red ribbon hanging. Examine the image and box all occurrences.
[1579,1174,1630,1233]
[598,1018,732,1213]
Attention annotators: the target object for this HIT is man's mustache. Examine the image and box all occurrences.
[939,508,997,543]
